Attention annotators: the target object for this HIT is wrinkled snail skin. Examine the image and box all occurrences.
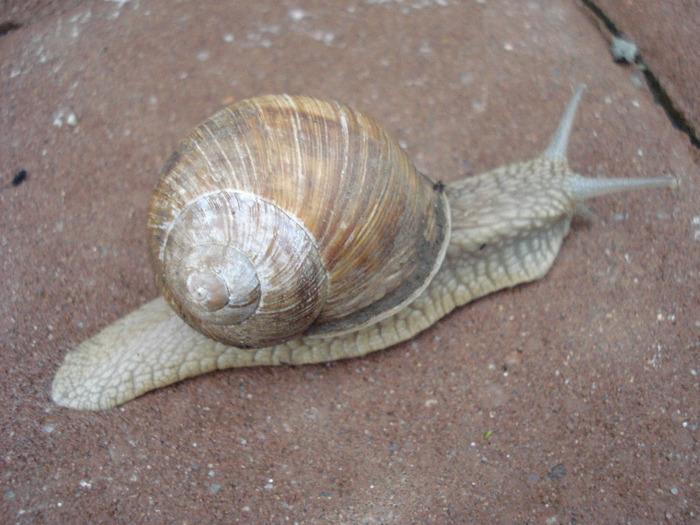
[51,86,677,410]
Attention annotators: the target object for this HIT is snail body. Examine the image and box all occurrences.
[52,86,676,410]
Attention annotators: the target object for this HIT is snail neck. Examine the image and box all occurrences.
[442,157,575,308]
[441,153,676,309]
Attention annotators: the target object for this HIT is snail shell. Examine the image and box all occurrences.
[148,95,450,347]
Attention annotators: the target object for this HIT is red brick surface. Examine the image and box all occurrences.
[1,1,697,522]
[594,0,700,141]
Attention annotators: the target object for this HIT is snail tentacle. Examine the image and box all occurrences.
[544,84,586,161]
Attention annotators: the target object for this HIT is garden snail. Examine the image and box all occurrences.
[52,86,676,410]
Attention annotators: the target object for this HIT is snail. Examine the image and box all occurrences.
[51,86,676,410]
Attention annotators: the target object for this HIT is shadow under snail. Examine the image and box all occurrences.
[52,85,676,410]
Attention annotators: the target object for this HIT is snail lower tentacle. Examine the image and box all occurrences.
[52,86,676,410]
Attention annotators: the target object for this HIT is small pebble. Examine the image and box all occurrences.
[289,8,308,21]
[610,36,638,63]
[504,350,522,367]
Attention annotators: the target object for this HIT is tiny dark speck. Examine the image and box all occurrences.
[547,463,567,480]
[433,180,445,193]
[0,21,22,36]
[12,169,27,186]
[479,243,486,251]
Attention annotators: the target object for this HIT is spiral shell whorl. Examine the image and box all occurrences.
[160,190,329,347]
[179,243,261,321]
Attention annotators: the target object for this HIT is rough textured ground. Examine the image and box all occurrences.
[1,1,697,523]
[593,0,700,139]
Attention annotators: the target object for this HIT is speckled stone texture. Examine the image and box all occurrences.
[1,1,697,523]
[593,0,700,138]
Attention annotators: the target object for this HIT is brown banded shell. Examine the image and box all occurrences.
[148,95,450,348]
